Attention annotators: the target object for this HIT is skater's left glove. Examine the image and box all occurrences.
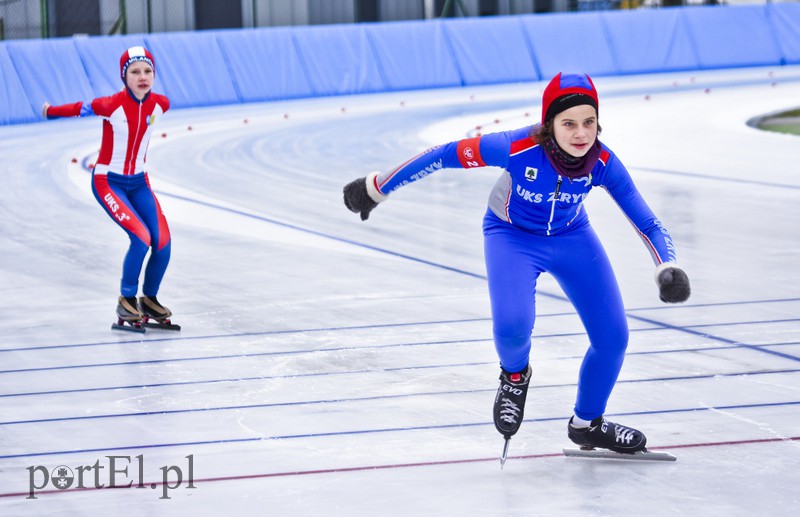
[343,171,387,221]
[655,263,691,303]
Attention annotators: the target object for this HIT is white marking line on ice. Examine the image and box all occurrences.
[705,403,800,449]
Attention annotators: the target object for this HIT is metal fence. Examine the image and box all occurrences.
[0,0,783,41]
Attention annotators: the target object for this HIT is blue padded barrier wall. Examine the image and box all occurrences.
[73,35,161,98]
[143,31,240,108]
[519,12,620,79]
[0,44,36,124]
[216,27,314,102]
[600,8,699,74]
[292,24,385,96]
[768,3,800,65]
[2,5,800,126]
[682,5,782,69]
[365,20,461,90]
[443,16,540,85]
[5,39,95,121]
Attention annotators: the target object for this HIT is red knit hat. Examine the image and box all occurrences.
[541,73,599,124]
[119,46,155,83]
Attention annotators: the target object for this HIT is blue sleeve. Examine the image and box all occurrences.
[374,130,513,195]
[601,152,677,265]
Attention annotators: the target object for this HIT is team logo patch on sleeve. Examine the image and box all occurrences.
[456,137,485,168]
[525,167,538,181]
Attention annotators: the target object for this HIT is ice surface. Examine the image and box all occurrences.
[1,66,799,516]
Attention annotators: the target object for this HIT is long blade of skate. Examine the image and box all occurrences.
[500,437,511,469]
[142,321,181,331]
[111,322,145,334]
[563,448,676,461]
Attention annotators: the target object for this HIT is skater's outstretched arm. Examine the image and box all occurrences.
[342,130,516,220]
[598,153,691,303]
[42,100,97,119]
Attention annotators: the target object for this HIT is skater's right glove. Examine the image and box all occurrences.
[655,263,691,303]
[343,171,387,221]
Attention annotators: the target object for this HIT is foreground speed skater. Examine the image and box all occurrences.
[343,73,690,462]
[42,46,179,333]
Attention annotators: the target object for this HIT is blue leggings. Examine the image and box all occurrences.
[483,214,628,420]
[92,172,171,298]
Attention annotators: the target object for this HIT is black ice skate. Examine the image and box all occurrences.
[493,365,531,468]
[112,296,145,333]
[567,416,646,454]
[494,365,532,437]
[139,295,172,320]
[563,416,676,461]
[138,295,181,331]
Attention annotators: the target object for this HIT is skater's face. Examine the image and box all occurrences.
[552,104,598,158]
[125,61,154,100]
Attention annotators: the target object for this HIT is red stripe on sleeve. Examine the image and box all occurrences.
[456,137,486,169]
[510,138,536,156]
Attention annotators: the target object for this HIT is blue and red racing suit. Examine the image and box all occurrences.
[46,88,171,298]
[373,125,677,420]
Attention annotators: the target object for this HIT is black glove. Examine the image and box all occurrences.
[343,174,384,221]
[656,265,691,303]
